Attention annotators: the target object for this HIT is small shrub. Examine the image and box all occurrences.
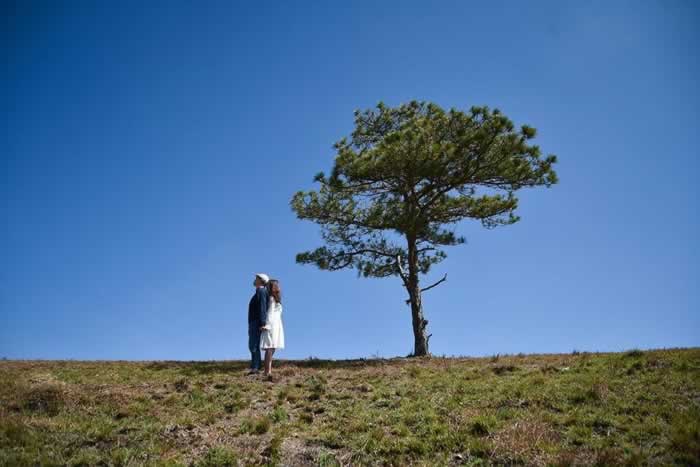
[317,450,340,467]
[355,383,373,393]
[626,360,644,374]
[185,388,209,411]
[279,367,297,377]
[109,447,137,465]
[262,435,283,464]
[321,430,344,449]
[644,356,670,370]
[223,391,246,414]
[271,405,288,423]
[567,425,592,446]
[624,348,644,358]
[276,386,290,402]
[22,385,64,416]
[470,416,494,437]
[471,420,489,436]
[278,386,301,403]
[591,417,614,435]
[528,374,546,386]
[676,360,690,371]
[239,416,271,435]
[569,389,594,404]
[569,380,607,405]
[466,438,491,459]
[407,366,422,378]
[299,412,313,424]
[174,378,189,392]
[239,418,252,434]
[253,416,271,434]
[402,435,429,456]
[306,375,326,401]
[492,365,518,376]
[197,446,238,466]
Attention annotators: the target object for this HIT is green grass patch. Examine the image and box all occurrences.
[0,348,697,465]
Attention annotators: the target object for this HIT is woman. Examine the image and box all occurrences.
[260,279,284,381]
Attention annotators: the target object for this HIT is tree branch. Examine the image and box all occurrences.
[396,255,409,287]
[420,273,448,293]
[404,273,448,304]
[331,248,398,260]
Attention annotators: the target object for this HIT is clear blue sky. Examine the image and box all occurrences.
[2,1,698,360]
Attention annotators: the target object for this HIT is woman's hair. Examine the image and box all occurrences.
[267,279,282,304]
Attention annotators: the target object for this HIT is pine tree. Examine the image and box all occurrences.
[291,101,558,356]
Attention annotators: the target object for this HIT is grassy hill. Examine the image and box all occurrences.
[1,347,698,466]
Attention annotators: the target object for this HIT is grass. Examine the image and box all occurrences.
[0,347,698,466]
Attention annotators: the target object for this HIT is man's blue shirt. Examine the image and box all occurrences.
[248,286,269,327]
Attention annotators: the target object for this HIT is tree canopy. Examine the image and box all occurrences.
[292,100,557,279]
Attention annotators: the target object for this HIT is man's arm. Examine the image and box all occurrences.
[257,287,269,326]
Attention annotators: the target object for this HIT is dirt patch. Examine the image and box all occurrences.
[22,384,65,416]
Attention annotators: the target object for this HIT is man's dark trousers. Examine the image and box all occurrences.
[248,323,261,371]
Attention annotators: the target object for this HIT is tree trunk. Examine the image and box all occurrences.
[407,236,430,357]
[408,282,429,356]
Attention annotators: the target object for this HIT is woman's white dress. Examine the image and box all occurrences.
[260,297,284,349]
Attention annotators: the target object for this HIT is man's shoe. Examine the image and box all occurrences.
[246,369,260,376]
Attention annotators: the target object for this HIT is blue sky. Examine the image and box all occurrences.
[2,1,698,360]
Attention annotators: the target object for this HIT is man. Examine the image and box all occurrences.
[247,273,269,374]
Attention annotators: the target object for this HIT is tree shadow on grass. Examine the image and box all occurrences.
[144,357,395,376]
[144,361,249,376]
[281,357,389,370]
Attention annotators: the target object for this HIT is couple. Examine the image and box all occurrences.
[247,273,285,381]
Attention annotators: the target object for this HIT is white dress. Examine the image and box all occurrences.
[260,297,284,349]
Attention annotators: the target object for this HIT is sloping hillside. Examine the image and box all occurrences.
[1,348,698,466]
